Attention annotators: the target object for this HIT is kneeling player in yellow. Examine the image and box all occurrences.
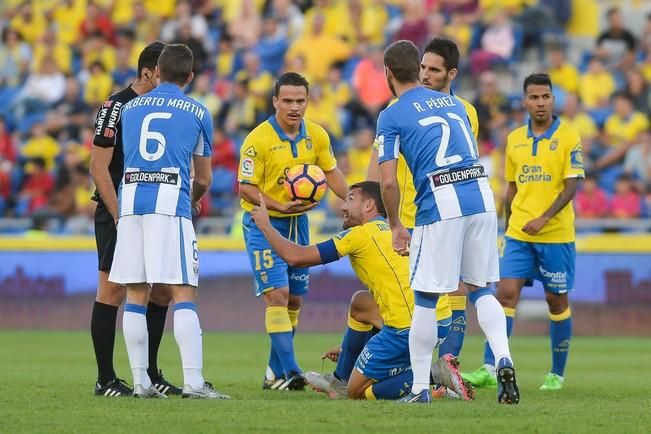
[251,181,471,400]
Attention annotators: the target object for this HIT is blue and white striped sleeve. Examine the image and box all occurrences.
[194,107,213,157]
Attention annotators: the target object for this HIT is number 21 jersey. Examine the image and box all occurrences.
[119,83,213,219]
[377,86,494,226]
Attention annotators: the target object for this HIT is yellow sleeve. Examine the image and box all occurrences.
[563,131,585,179]
[332,226,364,257]
[237,134,267,185]
[467,103,479,141]
[504,136,516,182]
[313,124,337,172]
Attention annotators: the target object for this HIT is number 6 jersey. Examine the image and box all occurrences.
[118,82,213,219]
[377,86,494,226]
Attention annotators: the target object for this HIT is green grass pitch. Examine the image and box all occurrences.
[1,331,650,433]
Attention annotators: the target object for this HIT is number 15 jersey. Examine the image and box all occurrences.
[119,83,213,219]
[377,87,494,226]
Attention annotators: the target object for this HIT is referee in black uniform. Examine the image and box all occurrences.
[89,41,180,397]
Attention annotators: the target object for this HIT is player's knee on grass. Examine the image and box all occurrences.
[545,291,569,315]
[150,283,172,306]
[495,279,525,308]
[347,371,372,400]
[96,272,126,306]
[263,287,290,307]
[349,290,382,330]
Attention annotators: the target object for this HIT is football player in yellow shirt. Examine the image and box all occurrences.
[238,72,348,391]
[464,74,584,392]
[367,38,479,374]
[251,181,471,401]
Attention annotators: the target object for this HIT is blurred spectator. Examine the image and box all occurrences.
[21,122,61,172]
[346,128,375,185]
[84,61,113,106]
[305,84,341,148]
[112,47,138,87]
[598,93,649,170]
[344,0,388,46]
[547,47,579,94]
[575,173,609,219]
[394,0,429,50]
[115,28,146,71]
[560,93,598,143]
[268,0,305,41]
[624,69,651,116]
[323,65,351,109]
[578,56,616,110]
[45,77,91,142]
[173,21,208,73]
[228,0,262,49]
[222,78,257,142]
[211,128,238,174]
[623,131,651,185]
[0,117,16,166]
[350,44,392,124]
[216,34,237,79]
[470,8,515,76]
[13,56,66,120]
[52,0,86,46]
[31,28,72,75]
[9,3,46,45]
[161,1,210,50]
[445,13,472,55]
[79,2,115,44]
[18,157,54,214]
[237,52,273,116]
[473,71,509,146]
[0,28,31,88]
[129,1,163,43]
[595,7,637,72]
[255,17,289,75]
[189,73,222,117]
[610,175,641,218]
[286,13,351,82]
[81,31,117,72]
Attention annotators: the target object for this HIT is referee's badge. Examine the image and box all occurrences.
[549,138,559,151]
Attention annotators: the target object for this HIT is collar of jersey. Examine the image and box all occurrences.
[369,215,386,223]
[527,116,560,156]
[527,115,560,140]
[267,115,306,158]
[151,82,184,95]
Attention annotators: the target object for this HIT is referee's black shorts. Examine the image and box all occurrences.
[94,202,117,272]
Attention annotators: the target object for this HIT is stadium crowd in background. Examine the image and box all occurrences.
[0,0,650,234]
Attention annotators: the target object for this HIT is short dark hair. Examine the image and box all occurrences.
[423,37,460,71]
[606,7,619,18]
[137,41,165,78]
[274,72,309,96]
[523,73,553,93]
[384,40,420,84]
[350,181,387,218]
[612,90,633,103]
[158,44,193,85]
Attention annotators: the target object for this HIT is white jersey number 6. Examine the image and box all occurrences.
[139,112,172,161]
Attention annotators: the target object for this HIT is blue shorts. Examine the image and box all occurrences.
[354,326,411,382]
[242,212,310,297]
[500,236,575,294]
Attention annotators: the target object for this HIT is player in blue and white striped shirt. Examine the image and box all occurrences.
[377,40,518,404]
[109,44,228,400]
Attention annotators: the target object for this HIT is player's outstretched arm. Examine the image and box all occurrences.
[250,193,325,267]
[90,146,118,222]
[522,178,579,236]
[324,167,348,200]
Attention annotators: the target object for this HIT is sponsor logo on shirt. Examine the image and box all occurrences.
[432,165,486,187]
[124,171,179,185]
[518,164,552,183]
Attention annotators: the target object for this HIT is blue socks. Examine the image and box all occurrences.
[365,369,412,400]
[549,308,572,376]
[334,313,372,382]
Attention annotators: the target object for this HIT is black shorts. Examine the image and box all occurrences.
[94,202,117,272]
